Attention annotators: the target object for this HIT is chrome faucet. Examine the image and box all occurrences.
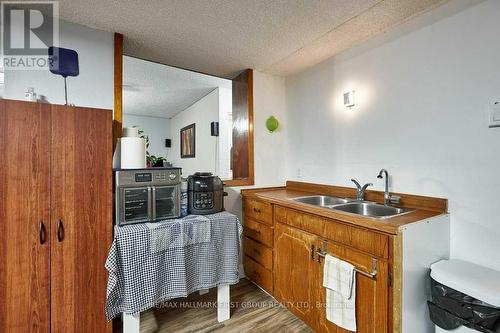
[377,169,400,205]
[351,179,372,201]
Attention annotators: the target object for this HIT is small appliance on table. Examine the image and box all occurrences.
[114,167,181,226]
[187,172,224,215]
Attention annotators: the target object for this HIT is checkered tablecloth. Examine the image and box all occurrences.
[105,212,242,320]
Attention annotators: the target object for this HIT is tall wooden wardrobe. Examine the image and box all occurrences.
[0,99,113,333]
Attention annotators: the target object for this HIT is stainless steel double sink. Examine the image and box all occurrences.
[291,195,412,219]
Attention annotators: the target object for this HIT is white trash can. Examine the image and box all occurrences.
[435,326,476,333]
[429,259,500,333]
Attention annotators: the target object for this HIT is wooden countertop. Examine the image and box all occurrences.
[241,181,448,235]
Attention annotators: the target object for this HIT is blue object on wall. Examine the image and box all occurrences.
[48,46,79,104]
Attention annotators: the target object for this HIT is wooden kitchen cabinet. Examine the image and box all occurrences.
[311,239,390,333]
[50,105,113,332]
[245,198,273,225]
[0,100,51,332]
[274,217,389,333]
[243,255,274,293]
[243,198,275,294]
[243,236,273,270]
[274,223,318,327]
[242,185,449,333]
[0,100,112,333]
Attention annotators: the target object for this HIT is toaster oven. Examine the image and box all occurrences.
[114,168,181,226]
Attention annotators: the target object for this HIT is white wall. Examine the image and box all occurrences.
[170,88,219,177]
[123,115,171,159]
[4,20,114,109]
[218,86,233,180]
[224,71,287,220]
[285,0,500,270]
[252,72,287,187]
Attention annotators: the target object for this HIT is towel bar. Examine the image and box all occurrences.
[316,251,378,279]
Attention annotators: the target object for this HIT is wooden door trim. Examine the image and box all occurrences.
[225,69,254,187]
[113,33,123,150]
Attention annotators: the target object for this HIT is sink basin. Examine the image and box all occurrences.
[332,202,412,219]
[291,195,412,219]
[292,195,353,207]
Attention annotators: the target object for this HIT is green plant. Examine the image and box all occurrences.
[148,155,166,167]
[133,126,167,167]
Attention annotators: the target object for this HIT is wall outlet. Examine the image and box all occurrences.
[489,102,500,128]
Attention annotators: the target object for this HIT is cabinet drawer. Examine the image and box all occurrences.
[243,218,273,247]
[243,236,273,270]
[245,198,273,225]
[244,255,273,294]
[278,207,389,258]
[348,226,389,259]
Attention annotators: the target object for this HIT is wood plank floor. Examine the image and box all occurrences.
[114,278,312,333]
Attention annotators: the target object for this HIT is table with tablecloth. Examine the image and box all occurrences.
[105,212,242,320]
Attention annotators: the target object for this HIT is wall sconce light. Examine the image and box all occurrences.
[344,90,355,108]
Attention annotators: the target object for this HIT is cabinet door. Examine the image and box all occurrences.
[0,100,51,332]
[50,105,112,333]
[313,241,390,333]
[274,223,318,327]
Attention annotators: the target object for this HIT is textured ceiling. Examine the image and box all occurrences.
[123,56,231,118]
[57,0,447,77]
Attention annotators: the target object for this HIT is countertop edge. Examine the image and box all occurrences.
[241,188,444,235]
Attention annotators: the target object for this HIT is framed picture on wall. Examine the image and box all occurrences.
[180,123,196,158]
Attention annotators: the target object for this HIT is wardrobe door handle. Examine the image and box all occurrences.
[57,219,64,242]
[39,221,46,245]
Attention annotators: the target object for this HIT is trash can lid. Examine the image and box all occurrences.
[431,259,500,307]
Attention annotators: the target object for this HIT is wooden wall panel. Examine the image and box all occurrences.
[0,100,51,332]
[227,69,254,186]
[113,32,123,150]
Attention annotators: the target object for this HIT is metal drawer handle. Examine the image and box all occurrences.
[253,207,261,213]
[253,248,261,255]
[310,245,315,260]
[39,221,46,245]
[253,270,261,278]
[57,219,64,242]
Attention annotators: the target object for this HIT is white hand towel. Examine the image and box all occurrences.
[323,254,355,298]
[323,254,357,332]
